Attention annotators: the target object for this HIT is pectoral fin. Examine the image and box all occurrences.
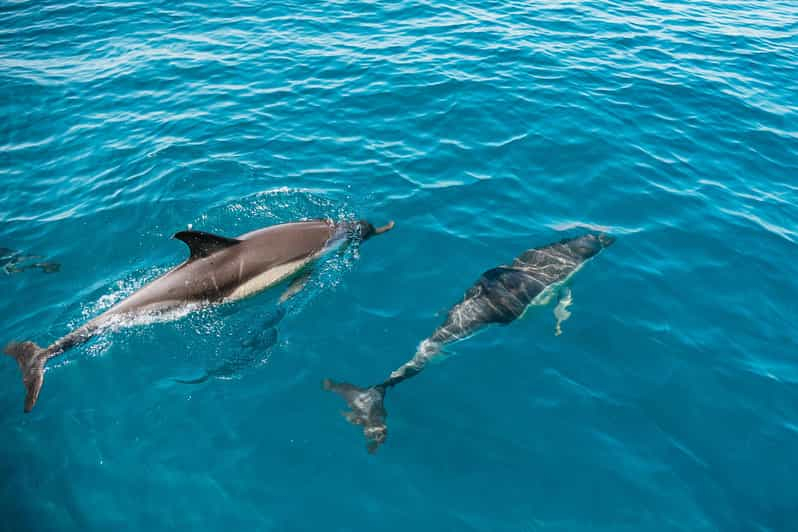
[554,286,573,336]
[279,269,312,303]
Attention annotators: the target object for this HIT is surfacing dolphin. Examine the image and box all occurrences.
[5,218,394,412]
[325,233,614,453]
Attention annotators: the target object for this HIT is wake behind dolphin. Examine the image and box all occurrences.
[325,233,614,453]
[5,218,394,412]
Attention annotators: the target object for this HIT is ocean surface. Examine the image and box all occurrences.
[1,1,797,530]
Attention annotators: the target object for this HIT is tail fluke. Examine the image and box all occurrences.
[4,341,47,412]
[323,378,388,453]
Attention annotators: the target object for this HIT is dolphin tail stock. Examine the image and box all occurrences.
[323,378,390,454]
[4,341,49,413]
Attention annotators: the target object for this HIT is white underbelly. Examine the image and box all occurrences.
[225,257,312,302]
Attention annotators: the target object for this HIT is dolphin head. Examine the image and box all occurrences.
[354,220,395,241]
[567,233,615,259]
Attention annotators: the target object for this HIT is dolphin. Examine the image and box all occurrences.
[324,233,614,452]
[5,218,394,412]
[1,247,60,274]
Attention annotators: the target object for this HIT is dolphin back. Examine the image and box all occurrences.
[515,233,615,267]
[432,233,615,342]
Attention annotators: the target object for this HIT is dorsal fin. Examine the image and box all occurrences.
[173,230,241,261]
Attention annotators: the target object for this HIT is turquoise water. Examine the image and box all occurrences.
[2,0,798,529]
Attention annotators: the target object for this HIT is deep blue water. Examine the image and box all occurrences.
[2,0,798,530]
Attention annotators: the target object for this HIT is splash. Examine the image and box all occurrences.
[74,266,172,326]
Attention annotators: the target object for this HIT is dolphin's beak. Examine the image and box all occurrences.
[373,221,395,235]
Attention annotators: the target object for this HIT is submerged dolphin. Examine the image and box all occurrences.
[1,247,60,275]
[325,233,614,452]
[5,218,394,412]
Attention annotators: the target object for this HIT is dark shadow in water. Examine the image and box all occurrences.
[1,247,60,275]
[174,307,285,385]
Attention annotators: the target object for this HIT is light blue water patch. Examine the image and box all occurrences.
[2,0,798,530]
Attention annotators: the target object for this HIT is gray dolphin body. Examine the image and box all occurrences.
[5,218,394,412]
[325,233,614,452]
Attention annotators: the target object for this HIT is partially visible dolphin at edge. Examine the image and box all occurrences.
[5,218,394,412]
[324,232,614,453]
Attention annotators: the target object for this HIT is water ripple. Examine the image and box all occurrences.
[2,0,798,530]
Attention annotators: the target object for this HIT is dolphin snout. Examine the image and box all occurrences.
[598,234,616,248]
[373,221,395,235]
[359,220,395,240]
